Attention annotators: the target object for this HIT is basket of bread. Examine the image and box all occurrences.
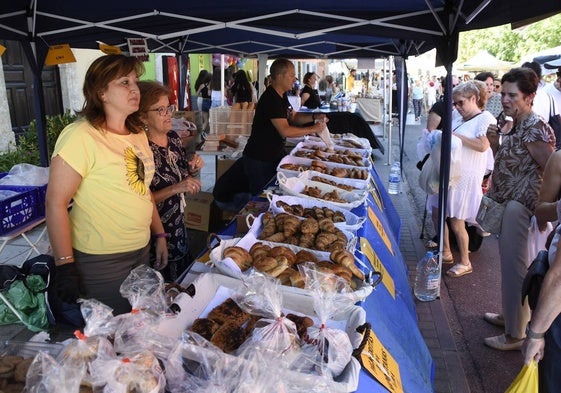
[277,155,370,181]
[268,194,365,232]
[277,172,367,209]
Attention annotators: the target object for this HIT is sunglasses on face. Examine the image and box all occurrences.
[148,104,175,116]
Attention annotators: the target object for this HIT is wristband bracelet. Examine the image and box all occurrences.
[526,322,545,339]
[56,255,74,262]
[153,233,171,239]
[55,256,75,266]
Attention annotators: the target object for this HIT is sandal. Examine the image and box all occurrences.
[441,253,454,264]
[446,263,472,277]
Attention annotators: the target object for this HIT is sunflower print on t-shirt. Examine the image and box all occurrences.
[124,146,147,195]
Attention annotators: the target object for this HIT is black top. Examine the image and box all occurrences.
[199,83,210,99]
[429,98,445,130]
[300,85,321,109]
[243,85,291,162]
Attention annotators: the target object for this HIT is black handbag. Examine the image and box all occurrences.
[521,249,549,310]
[548,95,561,151]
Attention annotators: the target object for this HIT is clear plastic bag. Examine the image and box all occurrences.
[25,351,86,393]
[113,266,176,357]
[298,263,354,378]
[231,272,300,366]
[89,350,166,393]
[0,163,49,186]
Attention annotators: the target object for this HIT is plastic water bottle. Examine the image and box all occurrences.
[414,251,440,302]
[387,161,401,195]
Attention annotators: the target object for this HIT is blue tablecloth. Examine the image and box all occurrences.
[211,164,434,392]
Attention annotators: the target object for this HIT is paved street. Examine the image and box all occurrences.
[382,114,524,392]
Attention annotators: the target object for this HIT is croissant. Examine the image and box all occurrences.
[283,215,301,238]
[298,233,316,249]
[315,232,339,251]
[284,235,300,246]
[269,246,297,266]
[259,212,277,238]
[332,211,346,223]
[333,228,347,243]
[330,249,364,280]
[249,242,271,260]
[275,213,291,232]
[264,232,286,243]
[326,240,347,252]
[301,217,319,234]
[223,246,253,271]
[295,250,319,265]
[318,217,336,233]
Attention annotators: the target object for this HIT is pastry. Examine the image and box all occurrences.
[207,298,250,325]
[190,318,221,341]
[318,217,335,233]
[210,321,248,353]
[300,217,319,234]
[286,313,314,339]
[223,246,253,271]
[331,249,365,280]
[268,246,296,266]
[282,215,301,237]
[13,358,33,383]
[260,211,277,238]
[295,250,319,265]
[249,242,271,260]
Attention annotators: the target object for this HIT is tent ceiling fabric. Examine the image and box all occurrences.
[1,2,560,59]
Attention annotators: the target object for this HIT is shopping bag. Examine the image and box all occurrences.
[527,215,553,265]
[0,274,50,332]
[505,360,538,393]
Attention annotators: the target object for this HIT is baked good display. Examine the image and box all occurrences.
[0,354,34,389]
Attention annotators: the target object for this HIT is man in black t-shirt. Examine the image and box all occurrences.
[242,58,328,194]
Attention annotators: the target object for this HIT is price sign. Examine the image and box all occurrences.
[367,206,393,255]
[360,237,395,298]
[360,327,404,393]
[127,38,149,62]
[44,44,76,66]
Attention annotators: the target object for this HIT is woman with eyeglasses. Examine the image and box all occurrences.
[442,80,495,278]
[46,55,168,315]
[483,67,555,351]
[138,81,204,282]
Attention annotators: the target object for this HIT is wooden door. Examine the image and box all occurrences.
[1,40,63,135]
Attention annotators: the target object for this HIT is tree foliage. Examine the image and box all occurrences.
[458,14,561,63]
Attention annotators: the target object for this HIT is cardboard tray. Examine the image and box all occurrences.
[175,272,365,392]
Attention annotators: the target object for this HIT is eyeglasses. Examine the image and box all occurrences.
[452,99,466,107]
[147,104,175,116]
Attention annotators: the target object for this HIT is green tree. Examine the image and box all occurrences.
[458,13,561,64]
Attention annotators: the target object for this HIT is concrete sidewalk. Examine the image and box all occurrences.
[372,119,470,393]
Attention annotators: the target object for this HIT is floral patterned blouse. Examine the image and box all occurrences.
[487,112,555,212]
[149,131,190,265]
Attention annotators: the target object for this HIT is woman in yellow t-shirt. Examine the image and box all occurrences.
[46,55,168,315]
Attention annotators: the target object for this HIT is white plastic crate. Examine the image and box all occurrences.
[209,106,254,135]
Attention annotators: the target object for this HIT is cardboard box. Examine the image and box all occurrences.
[184,192,215,232]
[216,158,237,181]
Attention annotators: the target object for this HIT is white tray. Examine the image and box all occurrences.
[289,145,371,169]
[177,272,366,392]
[245,212,357,255]
[208,237,373,302]
[295,141,371,157]
[267,193,365,232]
[277,172,367,210]
[277,155,371,182]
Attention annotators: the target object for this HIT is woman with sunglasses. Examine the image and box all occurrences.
[138,81,204,282]
[442,80,495,278]
[46,55,168,315]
